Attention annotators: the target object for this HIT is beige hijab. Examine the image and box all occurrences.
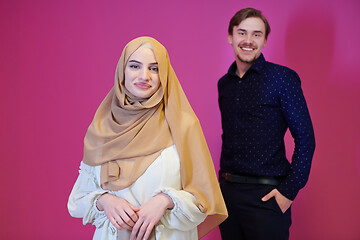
[83,37,227,236]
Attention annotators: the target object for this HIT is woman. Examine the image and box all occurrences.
[68,37,227,240]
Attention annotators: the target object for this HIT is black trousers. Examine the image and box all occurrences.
[219,178,292,240]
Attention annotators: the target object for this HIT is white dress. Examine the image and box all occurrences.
[68,145,207,240]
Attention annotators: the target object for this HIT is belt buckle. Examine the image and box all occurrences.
[224,172,232,182]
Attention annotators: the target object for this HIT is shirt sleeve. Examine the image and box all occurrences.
[153,187,207,231]
[277,70,316,200]
[67,162,116,233]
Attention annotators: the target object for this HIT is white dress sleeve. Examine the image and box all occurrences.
[68,145,206,239]
[67,162,116,233]
[153,187,206,231]
[151,146,207,232]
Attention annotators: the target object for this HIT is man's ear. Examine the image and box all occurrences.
[227,34,233,44]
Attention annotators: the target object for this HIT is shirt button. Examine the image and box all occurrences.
[238,80,242,83]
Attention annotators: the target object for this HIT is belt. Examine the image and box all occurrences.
[220,171,281,186]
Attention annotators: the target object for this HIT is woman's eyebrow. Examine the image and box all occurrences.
[128,60,158,65]
[128,60,142,64]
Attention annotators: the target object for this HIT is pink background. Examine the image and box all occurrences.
[1,0,359,239]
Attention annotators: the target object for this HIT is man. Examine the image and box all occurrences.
[218,8,315,240]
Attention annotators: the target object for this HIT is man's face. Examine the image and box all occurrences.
[228,17,267,65]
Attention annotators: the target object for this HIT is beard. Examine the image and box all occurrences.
[236,43,259,64]
[236,54,258,64]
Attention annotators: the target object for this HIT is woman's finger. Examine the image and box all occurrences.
[117,210,136,229]
[110,216,123,230]
[142,222,155,240]
[136,220,149,240]
[127,205,140,222]
[130,218,143,240]
[123,204,139,223]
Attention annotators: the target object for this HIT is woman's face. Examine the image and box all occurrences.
[124,47,160,99]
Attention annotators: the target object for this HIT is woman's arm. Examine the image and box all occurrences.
[154,188,207,231]
[68,161,109,226]
[96,192,139,231]
[136,146,207,234]
[68,162,137,233]
[129,187,206,240]
[129,193,174,240]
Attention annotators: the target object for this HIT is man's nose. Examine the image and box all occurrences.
[245,34,253,43]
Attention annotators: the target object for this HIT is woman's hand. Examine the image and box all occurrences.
[130,193,174,240]
[96,193,139,230]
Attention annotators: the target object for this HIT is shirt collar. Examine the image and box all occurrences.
[228,53,266,76]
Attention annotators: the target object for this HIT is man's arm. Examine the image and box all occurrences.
[276,69,316,201]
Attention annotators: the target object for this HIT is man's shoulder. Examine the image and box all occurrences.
[218,72,232,88]
[263,60,301,85]
[264,60,297,75]
[263,61,300,81]
[218,72,230,82]
[218,61,237,85]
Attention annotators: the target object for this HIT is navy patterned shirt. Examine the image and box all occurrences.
[218,54,315,200]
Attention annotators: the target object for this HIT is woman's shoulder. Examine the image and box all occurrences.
[79,161,101,175]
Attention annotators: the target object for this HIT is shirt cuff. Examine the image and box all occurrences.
[152,188,180,214]
[276,180,300,201]
[93,192,109,213]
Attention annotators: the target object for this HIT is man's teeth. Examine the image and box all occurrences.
[242,47,253,51]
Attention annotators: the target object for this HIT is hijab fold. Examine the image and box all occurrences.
[83,37,227,236]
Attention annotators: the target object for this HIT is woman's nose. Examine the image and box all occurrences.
[139,68,150,81]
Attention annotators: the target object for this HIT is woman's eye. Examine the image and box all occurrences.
[150,67,159,72]
[129,65,139,69]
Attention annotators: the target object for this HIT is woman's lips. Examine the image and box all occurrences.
[134,82,151,89]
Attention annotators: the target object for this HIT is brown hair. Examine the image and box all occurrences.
[228,8,271,39]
